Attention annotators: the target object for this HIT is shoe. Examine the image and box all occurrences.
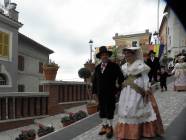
[106,126,113,138]
[98,125,108,135]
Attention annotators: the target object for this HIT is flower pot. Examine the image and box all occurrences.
[84,63,95,72]
[43,66,59,80]
[86,103,98,115]
[62,120,75,127]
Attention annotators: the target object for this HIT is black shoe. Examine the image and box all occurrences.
[98,125,108,135]
[106,126,113,138]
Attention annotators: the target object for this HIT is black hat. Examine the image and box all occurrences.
[96,46,112,59]
[148,50,156,55]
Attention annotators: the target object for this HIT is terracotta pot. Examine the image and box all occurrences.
[86,103,97,115]
[62,121,75,127]
[84,63,95,72]
[43,66,59,80]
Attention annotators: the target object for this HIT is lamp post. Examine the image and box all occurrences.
[89,39,93,62]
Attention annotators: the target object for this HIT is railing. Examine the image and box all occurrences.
[0,92,48,121]
[41,81,91,115]
[0,80,6,85]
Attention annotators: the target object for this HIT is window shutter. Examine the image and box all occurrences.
[39,62,43,73]
[3,33,9,56]
[0,31,10,57]
[0,32,3,56]
[18,55,24,71]
[39,85,43,92]
[18,85,25,92]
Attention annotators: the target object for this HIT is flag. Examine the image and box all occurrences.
[154,44,160,57]
[158,44,164,58]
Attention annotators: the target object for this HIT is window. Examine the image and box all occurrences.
[18,55,24,71]
[0,74,6,85]
[0,31,10,57]
[18,85,25,92]
[132,41,137,47]
[39,62,43,73]
[39,85,43,92]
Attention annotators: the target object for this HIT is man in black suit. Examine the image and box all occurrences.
[146,50,160,84]
[92,46,124,139]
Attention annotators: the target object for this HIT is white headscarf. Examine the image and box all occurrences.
[123,46,144,61]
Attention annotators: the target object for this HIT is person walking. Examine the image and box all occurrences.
[158,66,170,92]
[146,50,160,84]
[171,56,186,91]
[115,46,164,140]
[92,46,124,139]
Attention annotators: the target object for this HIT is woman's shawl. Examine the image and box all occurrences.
[122,59,150,76]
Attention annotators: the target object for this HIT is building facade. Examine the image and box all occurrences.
[0,3,22,92]
[0,3,53,92]
[18,33,53,92]
[159,5,186,58]
[112,29,152,59]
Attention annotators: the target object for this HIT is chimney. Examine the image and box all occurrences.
[8,3,19,21]
[115,33,119,37]
[145,29,149,33]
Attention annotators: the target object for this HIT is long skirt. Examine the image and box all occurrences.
[174,76,186,91]
[115,93,164,140]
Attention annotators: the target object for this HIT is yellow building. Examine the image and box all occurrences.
[112,29,152,55]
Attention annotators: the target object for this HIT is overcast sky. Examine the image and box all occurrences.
[6,0,166,81]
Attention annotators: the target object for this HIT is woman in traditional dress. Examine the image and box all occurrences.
[115,46,164,140]
[172,56,186,91]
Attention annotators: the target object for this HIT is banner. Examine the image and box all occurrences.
[158,44,164,58]
[153,44,160,57]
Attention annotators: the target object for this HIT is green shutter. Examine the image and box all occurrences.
[3,33,9,56]
[0,32,3,56]
[0,32,10,57]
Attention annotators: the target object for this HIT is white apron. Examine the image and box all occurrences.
[118,60,157,124]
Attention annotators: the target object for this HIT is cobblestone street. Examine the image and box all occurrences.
[72,82,186,140]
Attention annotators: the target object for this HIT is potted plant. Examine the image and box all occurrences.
[84,59,95,73]
[72,110,87,121]
[15,129,36,140]
[78,67,98,115]
[43,59,59,80]
[86,100,98,115]
[61,113,75,127]
[37,124,55,137]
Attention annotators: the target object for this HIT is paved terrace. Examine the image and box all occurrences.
[1,81,186,140]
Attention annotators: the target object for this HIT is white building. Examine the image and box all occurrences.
[159,5,186,58]
[0,2,53,92]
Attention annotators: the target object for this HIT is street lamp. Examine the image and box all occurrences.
[89,39,93,62]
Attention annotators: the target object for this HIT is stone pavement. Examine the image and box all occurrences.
[71,82,186,140]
